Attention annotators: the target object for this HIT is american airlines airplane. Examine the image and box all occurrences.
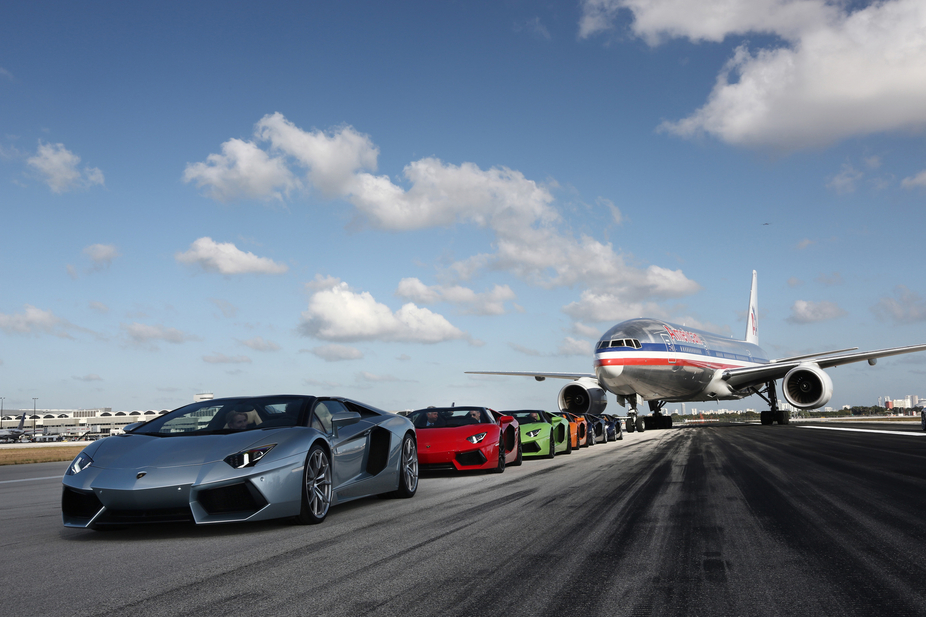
[468,271,926,432]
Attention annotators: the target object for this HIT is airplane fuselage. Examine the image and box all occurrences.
[595,318,770,403]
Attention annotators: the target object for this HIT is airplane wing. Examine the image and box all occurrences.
[722,343,926,390]
[465,371,595,381]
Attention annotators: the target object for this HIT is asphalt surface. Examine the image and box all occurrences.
[3,422,926,617]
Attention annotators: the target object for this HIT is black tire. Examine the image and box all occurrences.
[491,438,506,473]
[546,435,556,459]
[922,411,925,431]
[512,441,523,466]
[635,416,645,432]
[564,432,573,454]
[601,425,608,444]
[295,443,332,525]
[625,419,635,434]
[390,433,418,498]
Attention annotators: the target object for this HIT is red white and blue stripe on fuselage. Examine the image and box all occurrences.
[593,319,771,401]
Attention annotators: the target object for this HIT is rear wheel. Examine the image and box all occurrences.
[295,443,332,524]
[491,439,506,473]
[546,436,556,459]
[511,441,523,466]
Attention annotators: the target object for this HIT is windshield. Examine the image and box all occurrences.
[131,396,310,436]
[409,407,489,428]
[509,411,547,425]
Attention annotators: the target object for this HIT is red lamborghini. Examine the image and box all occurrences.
[409,406,521,472]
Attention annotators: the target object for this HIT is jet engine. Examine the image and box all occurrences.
[558,378,608,415]
[782,363,833,409]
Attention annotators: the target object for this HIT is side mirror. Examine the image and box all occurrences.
[122,422,145,433]
[331,411,361,436]
[500,415,515,424]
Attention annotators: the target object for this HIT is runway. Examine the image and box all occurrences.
[2,423,926,616]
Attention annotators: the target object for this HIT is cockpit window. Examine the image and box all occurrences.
[606,338,641,349]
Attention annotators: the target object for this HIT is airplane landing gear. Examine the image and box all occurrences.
[645,400,673,429]
[756,380,789,425]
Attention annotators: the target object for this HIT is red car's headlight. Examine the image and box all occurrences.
[466,432,487,444]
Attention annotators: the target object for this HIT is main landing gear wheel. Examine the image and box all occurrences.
[296,443,332,524]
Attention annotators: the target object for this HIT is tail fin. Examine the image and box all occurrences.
[17,412,27,431]
[745,270,759,345]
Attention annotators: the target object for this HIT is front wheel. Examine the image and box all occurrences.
[511,441,523,466]
[296,443,332,524]
[390,433,418,498]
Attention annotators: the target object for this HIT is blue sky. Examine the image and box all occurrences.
[3,0,926,413]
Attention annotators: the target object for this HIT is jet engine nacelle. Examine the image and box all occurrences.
[558,378,608,415]
[782,363,833,409]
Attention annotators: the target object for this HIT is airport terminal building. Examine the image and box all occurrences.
[0,407,171,440]
[0,394,214,440]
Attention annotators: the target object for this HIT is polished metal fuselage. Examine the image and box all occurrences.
[594,318,770,403]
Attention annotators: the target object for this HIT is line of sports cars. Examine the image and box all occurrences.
[61,395,625,530]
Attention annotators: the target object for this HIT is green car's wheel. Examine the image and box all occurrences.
[546,435,556,459]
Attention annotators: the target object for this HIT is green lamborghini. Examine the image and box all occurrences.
[504,410,571,459]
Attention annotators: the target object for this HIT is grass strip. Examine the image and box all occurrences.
[0,446,84,466]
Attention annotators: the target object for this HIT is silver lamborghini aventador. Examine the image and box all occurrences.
[62,395,419,528]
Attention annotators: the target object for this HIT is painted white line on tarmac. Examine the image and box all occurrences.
[797,425,926,436]
[0,475,61,485]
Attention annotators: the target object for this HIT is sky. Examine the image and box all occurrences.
[2,0,926,414]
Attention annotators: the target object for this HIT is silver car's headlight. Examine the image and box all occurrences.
[466,432,487,444]
[224,444,276,469]
[66,452,93,476]
[526,429,541,438]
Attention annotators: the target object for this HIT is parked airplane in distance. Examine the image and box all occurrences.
[468,271,926,432]
[0,411,29,442]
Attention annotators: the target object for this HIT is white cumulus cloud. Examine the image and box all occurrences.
[27,141,104,193]
[786,299,847,324]
[238,336,281,352]
[298,279,467,344]
[582,0,926,150]
[310,344,364,362]
[190,115,699,300]
[0,305,80,339]
[175,237,288,275]
[122,322,200,348]
[395,278,516,315]
[183,137,299,202]
[872,286,926,323]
